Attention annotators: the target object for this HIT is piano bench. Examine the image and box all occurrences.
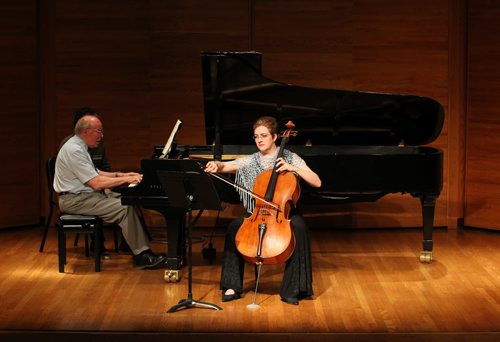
[57,214,103,273]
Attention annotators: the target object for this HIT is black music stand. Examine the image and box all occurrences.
[157,163,223,313]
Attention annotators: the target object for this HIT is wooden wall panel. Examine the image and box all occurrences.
[446,0,467,229]
[53,0,151,171]
[350,0,449,228]
[0,1,39,228]
[253,0,353,89]
[465,0,500,230]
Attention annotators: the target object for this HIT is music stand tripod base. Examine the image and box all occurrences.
[166,204,222,313]
[157,165,223,314]
[167,296,222,313]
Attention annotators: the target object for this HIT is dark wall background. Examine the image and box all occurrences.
[1,0,496,231]
[0,1,39,227]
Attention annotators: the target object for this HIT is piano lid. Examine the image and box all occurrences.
[201,51,444,147]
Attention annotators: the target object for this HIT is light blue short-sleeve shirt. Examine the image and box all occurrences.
[53,135,99,194]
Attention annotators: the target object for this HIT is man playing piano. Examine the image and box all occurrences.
[205,116,321,305]
[54,114,166,269]
[59,107,132,256]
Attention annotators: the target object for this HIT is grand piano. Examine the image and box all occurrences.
[122,51,444,271]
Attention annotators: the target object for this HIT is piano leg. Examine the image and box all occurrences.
[419,194,437,263]
[160,208,186,272]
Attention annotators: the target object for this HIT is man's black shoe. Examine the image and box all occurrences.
[134,250,166,269]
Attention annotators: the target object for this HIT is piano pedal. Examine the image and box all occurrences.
[164,270,180,282]
[419,251,433,263]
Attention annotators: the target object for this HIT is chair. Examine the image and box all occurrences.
[41,156,116,272]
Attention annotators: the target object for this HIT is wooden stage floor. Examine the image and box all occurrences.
[0,225,499,342]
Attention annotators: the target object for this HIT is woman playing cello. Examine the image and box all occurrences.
[204,116,321,305]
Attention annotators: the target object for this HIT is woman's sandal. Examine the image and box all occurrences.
[281,297,299,305]
[222,290,241,302]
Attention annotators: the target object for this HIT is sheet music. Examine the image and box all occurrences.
[160,119,183,159]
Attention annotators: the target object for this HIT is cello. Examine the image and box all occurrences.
[235,121,300,265]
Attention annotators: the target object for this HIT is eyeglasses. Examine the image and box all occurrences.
[91,128,104,135]
[252,133,271,140]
